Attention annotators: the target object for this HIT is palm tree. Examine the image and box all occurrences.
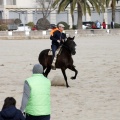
[106,0,119,22]
[53,0,105,29]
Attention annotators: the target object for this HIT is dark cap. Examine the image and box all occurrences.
[32,64,43,74]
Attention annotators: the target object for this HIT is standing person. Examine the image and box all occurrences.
[0,97,25,120]
[50,24,66,70]
[111,21,114,29]
[96,20,101,29]
[20,64,51,120]
[102,21,106,29]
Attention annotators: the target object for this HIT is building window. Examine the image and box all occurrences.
[0,0,3,5]
[6,0,16,5]
[13,0,16,5]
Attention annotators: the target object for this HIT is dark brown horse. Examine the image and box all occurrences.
[38,36,78,87]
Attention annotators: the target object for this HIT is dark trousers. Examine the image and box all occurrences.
[26,114,50,120]
[51,44,59,59]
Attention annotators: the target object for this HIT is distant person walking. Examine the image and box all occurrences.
[20,64,51,120]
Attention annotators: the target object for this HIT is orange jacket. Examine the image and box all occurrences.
[50,28,63,36]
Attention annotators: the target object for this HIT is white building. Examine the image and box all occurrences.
[0,0,120,27]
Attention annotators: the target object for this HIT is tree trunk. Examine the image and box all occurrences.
[111,0,115,22]
[112,8,115,22]
[70,3,74,29]
[77,3,82,29]
[71,14,74,28]
[112,7,115,22]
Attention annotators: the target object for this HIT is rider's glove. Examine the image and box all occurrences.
[57,40,60,43]
[62,39,65,42]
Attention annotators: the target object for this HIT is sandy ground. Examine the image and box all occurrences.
[0,35,120,120]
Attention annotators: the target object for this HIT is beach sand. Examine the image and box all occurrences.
[0,35,120,120]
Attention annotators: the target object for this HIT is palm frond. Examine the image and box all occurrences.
[90,0,101,14]
[52,0,61,8]
[70,0,77,15]
[58,0,71,13]
[86,2,91,16]
[97,0,105,13]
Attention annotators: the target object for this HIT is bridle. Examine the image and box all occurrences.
[62,41,76,55]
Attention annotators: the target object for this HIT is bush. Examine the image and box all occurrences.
[72,25,77,29]
[107,24,111,29]
[14,19,21,25]
[114,23,120,28]
[0,24,8,31]
[27,22,34,29]
[57,21,70,30]
[37,18,50,30]
[107,23,120,29]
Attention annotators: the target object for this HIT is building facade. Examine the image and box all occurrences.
[0,0,120,27]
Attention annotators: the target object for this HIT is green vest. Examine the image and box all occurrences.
[25,74,51,116]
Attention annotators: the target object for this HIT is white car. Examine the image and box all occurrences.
[82,25,88,29]
[82,21,94,29]
[15,24,31,31]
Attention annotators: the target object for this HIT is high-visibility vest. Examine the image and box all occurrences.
[25,74,51,116]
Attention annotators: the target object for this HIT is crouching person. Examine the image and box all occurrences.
[0,97,25,120]
[20,64,51,120]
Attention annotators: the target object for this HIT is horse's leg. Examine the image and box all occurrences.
[43,66,46,76]
[61,68,69,88]
[44,67,51,77]
[68,65,78,80]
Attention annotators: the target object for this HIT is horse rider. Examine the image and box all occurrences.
[50,24,66,70]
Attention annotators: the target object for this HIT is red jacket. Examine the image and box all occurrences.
[102,22,106,29]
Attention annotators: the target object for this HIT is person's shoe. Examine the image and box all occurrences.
[51,65,56,70]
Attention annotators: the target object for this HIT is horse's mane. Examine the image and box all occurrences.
[61,37,76,55]
[62,42,71,53]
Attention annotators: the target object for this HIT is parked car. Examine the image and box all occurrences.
[15,24,31,31]
[82,21,94,29]
[32,25,38,31]
[82,25,88,29]
[74,21,94,29]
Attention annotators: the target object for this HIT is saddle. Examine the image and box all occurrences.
[48,46,62,56]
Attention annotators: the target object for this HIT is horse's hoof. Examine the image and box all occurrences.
[43,74,47,78]
[71,76,76,80]
[66,85,70,88]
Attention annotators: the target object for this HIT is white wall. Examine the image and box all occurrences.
[50,10,56,24]
[9,11,19,19]
[91,11,104,23]
[56,11,68,24]
[16,0,35,8]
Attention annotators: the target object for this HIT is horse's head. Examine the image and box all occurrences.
[64,36,76,55]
